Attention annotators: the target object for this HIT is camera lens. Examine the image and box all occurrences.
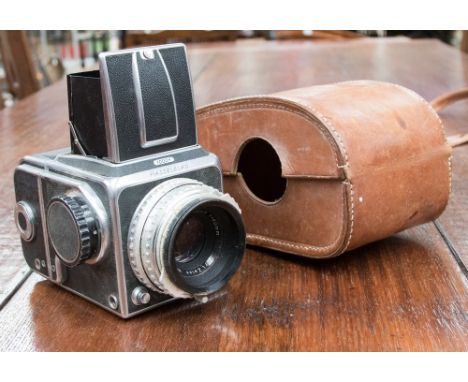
[165,200,244,295]
[128,178,245,299]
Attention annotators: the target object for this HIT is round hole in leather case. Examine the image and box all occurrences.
[237,138,287,204]
[197,81,452,259]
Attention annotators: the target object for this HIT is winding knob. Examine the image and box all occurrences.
[47,195,99,267]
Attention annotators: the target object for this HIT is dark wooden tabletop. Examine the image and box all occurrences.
[0,38,467,351]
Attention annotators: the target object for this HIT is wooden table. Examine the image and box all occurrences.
[0,38,467,351]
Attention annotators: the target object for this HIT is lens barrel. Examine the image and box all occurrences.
[128,178,245,299]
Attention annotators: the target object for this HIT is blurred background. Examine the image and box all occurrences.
[0,30,467,109]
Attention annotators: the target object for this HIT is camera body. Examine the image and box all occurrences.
[13,44,245,318]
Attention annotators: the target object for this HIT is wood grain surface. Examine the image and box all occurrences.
[0,38,467,351]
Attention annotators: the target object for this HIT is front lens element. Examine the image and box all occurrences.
[174,213,207,264]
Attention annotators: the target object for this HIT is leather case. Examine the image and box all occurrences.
[197,81,452,258]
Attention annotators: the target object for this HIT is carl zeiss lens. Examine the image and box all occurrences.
[128,178,245,298]
[165,199,245,295]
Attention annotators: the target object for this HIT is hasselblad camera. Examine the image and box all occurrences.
[13,44,246,318]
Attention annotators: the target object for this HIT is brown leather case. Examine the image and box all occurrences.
[197,81,452,258]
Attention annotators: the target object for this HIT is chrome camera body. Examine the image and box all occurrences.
[13,44,245,318]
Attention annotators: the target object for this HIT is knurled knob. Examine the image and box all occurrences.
[47,195,99,267]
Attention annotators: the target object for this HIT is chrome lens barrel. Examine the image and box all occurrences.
[128,178,245,299]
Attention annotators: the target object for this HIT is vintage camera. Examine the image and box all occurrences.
[13,44,246,318]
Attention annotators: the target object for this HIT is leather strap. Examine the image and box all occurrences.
[431,88,468,112]
[431,88,468,147]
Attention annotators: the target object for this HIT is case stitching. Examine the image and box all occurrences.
[274,98,355,252]
[247,178,349,254]
[247,233,339,253]
[385,82,452,197]
[198,102,341,169]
